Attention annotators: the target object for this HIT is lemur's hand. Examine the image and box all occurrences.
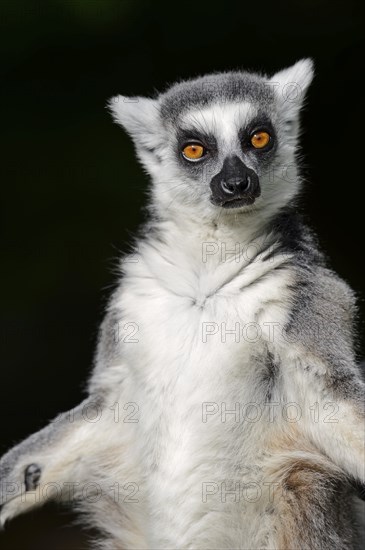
[0,397,100,527]
[0,444,43,527]
[0,427,50,527]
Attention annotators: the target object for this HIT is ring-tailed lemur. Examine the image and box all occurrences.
[1,59,364,549]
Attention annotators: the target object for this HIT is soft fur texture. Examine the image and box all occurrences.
[1,60,364,549]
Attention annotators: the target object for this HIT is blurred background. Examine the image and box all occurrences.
[1,0,364,547]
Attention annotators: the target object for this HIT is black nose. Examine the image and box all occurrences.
[221,175,251,196]
[210,155,260,208]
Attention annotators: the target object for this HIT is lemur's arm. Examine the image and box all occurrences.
[0,395,104,527]
[276,266,365,482]
[279,349,365,482]
[0,304,128,528]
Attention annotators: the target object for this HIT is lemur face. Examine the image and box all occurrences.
[169,100,277,209]
[110,60,313,219]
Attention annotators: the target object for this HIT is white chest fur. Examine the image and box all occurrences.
[93,225,294,547]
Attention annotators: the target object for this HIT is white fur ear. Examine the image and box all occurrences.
[270,59,314,123]
[108,96,163,150]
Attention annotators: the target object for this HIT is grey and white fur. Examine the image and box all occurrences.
[1,59,364,549]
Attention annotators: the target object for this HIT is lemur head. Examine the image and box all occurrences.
[110,59,313,223]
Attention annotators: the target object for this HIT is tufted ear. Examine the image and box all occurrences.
[270,59,314,126]
[108,96,164,151]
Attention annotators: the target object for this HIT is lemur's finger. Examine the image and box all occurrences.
[24,463,42,491]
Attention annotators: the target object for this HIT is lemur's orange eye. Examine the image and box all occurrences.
[250,131,270,149]
[182,143,205,160]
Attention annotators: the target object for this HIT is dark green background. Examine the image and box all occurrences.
[1,0,364,547]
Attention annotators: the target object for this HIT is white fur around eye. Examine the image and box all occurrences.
[180,101,257,147]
